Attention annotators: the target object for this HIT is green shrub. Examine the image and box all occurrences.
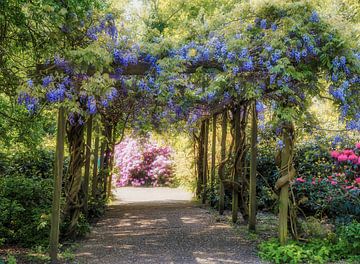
[335,221,360,256]
[0,176,53,246]
[259,221,360,263]
[1,149,55,179]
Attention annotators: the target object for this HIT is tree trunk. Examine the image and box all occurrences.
[64,114,85,237]
[91,126,100,199]
[249,101,258,231]
[83,116,93,215]
[210,114,217,202]
[49,107,66,263]
[202,119,209,204]
[218,111,227,215]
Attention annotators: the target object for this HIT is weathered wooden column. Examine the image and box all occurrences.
[83,116,93,214]
[101,122,112,199]
[210,114,217,199]
[196,121,205,198]
[107,124,117,197]
[248,101,258,231]
[91,126,100,198]
[49,107,66,263]
[218,111,227,215]
[232,107,240,223]
[99,136,106,198]
[202,119,209,204]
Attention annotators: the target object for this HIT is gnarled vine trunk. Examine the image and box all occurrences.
[275,121,295,245]
[64,114,85,237]
[232,104,249,223]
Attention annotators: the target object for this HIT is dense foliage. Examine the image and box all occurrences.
[0,150,54,247]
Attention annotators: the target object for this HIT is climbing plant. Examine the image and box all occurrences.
[15,0,360,261]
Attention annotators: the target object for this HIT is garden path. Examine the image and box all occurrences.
[75,187,264,264]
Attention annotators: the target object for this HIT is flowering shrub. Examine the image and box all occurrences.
[293,142,360,221]
[114,137,174,187]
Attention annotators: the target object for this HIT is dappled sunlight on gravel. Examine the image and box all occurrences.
[76,187,265,264]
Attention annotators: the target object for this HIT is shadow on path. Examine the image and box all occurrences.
[75,187,263,264]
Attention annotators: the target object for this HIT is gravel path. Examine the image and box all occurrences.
[75,187,264,264]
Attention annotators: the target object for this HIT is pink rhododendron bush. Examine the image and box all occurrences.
[113,137,174,187]
[293,142,360,220]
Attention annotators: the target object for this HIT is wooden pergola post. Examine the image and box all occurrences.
[210,114,217,200]
[218,111,227,215]
[196,121,205,198]
[83,116,93,214]
[202,119,209,204]
[232,107,241,223]
[49,107,66,263]
[248,101,258,231]
[91,125,100,198]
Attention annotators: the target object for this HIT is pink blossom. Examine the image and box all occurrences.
[330,150,340,158]
[337,154,348,162]
[296,177,306,183]
[356,142,360,149]
[330,180,337,185]
[343,149,354,156]
[348,154,359,163]
[355,178,360,185]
